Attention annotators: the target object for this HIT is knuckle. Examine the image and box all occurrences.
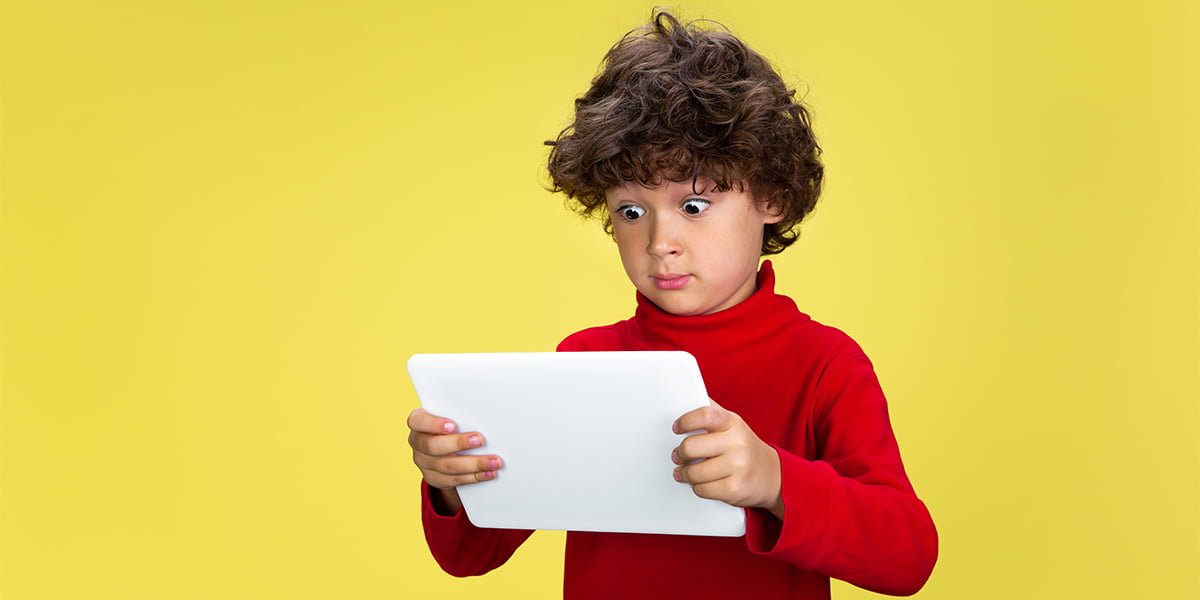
[458,434,476,451]
[731,453,749,472]
[412,432,432,453]
[723,477,740,494]
[448,457,474,476]
[422,434,446,456]
[413,433,437,454]
[428,456,449,475]
[716,479,735,499]
[436,457,462,475]
[420,436,444,453]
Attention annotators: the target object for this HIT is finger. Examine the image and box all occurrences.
[413,431,486,456]
[691,477,733,502]
[425,469,499,489]
[675,455,731,485]
[673,404,733,435]
[407,407,458,434]
[414,447,490,472]
[672,431,723,464]
[434,454,505,476]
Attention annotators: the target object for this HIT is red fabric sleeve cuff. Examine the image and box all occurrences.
[421,479,472,528]
[744,444,842,568]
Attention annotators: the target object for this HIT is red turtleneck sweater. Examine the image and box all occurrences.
[419,260,938,598]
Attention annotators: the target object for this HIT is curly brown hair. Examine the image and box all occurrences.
[543,8,825,255]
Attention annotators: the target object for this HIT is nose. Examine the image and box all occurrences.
[646,214,683,259]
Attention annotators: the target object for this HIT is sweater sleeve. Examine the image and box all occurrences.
[418,332,587,576]
[742,356,939,596]
[420,479,534,576]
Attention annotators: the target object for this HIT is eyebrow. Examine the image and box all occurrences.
[608,184,719,203]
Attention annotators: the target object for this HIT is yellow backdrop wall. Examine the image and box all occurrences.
[2,1,1197,598]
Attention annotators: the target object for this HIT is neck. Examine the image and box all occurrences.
[630,260,802,355]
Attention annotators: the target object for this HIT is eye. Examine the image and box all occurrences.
[617,204,646,221]
[681,198,711,216]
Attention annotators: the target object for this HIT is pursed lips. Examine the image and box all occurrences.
[652,273,692,290]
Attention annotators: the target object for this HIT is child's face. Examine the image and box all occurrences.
[605,176,783,316]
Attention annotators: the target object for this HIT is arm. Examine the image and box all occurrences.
[419,479,534,577]
[409,407,533,577]
[416,332,588,576]
[743,357,939,596]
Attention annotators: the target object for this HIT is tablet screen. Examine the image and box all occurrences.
[407,351,746,536]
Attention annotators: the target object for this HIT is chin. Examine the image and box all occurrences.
[651,294,707,316]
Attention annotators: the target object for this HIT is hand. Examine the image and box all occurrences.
[407,408,504,513]
[670,399,784,519]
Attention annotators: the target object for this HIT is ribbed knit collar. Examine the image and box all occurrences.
[629,260,804,353]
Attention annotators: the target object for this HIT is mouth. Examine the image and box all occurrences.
[651,273,692,290]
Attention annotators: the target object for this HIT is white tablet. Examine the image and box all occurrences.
[406,351,746,537]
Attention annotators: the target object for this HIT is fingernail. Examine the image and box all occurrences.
[488,457,501,469]
[673,468,682,482]
[443,421,456,434]
[482,471,495,480]
[468,434,482,447]
[671,450,680,464]
[671,421,680,434]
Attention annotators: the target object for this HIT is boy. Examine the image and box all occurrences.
[407,9,938,599]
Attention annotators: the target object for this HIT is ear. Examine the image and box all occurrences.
[761,201,786,225]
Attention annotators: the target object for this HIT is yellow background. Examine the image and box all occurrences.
[2,1,1197,598]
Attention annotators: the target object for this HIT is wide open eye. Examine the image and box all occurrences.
[617,204,646,221]
[681,198,711,216]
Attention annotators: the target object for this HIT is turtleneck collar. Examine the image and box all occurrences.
[629,260,805,354]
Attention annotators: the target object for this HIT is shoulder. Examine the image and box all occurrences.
[793,318,889,415]
[804,317,869,359]
[764,291,868,360]
[783,309,875,375]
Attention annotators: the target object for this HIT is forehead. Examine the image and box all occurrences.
[606,174,724,199]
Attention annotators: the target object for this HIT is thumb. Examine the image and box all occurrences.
[709,397,743,421]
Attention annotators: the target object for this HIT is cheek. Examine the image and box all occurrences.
[743,210,770,244]
[720,213,766,251]
[612,228,643,263]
